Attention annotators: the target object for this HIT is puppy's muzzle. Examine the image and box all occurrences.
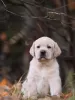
[40,50,46,58]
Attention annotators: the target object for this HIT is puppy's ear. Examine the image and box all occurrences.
[54,42,61,57]
[29,42,35,57]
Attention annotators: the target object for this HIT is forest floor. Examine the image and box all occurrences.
[0,80,75,100]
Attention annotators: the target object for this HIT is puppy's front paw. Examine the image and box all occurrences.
[50,92,61,98]
[51,94,60,98]
[22,95,37,100]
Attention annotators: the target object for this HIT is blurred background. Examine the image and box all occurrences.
[0,0,75,92]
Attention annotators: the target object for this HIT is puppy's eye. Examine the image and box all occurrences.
[37,45,40,48]
[47,45,51,49]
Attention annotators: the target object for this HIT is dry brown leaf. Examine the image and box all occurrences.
[0,85,10,97]
[0,78,12,88]
[63,92,73,99]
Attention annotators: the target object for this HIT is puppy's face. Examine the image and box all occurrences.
[30,37,61,61]
[34,39,53,61]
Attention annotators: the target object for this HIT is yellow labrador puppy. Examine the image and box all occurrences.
[21,37,62,99]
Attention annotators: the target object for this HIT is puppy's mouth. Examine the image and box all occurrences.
[38,51,49,61]
[38,57,48,61]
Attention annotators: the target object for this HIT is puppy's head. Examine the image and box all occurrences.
[30,37,61,61]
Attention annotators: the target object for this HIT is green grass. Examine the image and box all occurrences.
[68,96,75,100]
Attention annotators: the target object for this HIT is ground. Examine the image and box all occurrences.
[0,81,74,100]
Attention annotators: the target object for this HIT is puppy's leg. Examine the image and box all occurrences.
[49,77,62,97]
[21,78,37,99]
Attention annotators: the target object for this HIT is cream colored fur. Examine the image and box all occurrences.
[21,37,62,99]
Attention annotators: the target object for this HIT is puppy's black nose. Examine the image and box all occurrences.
[41,50,46,56]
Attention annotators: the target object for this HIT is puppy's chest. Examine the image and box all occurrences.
[34,67,55,81]
[34,68,50,94]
